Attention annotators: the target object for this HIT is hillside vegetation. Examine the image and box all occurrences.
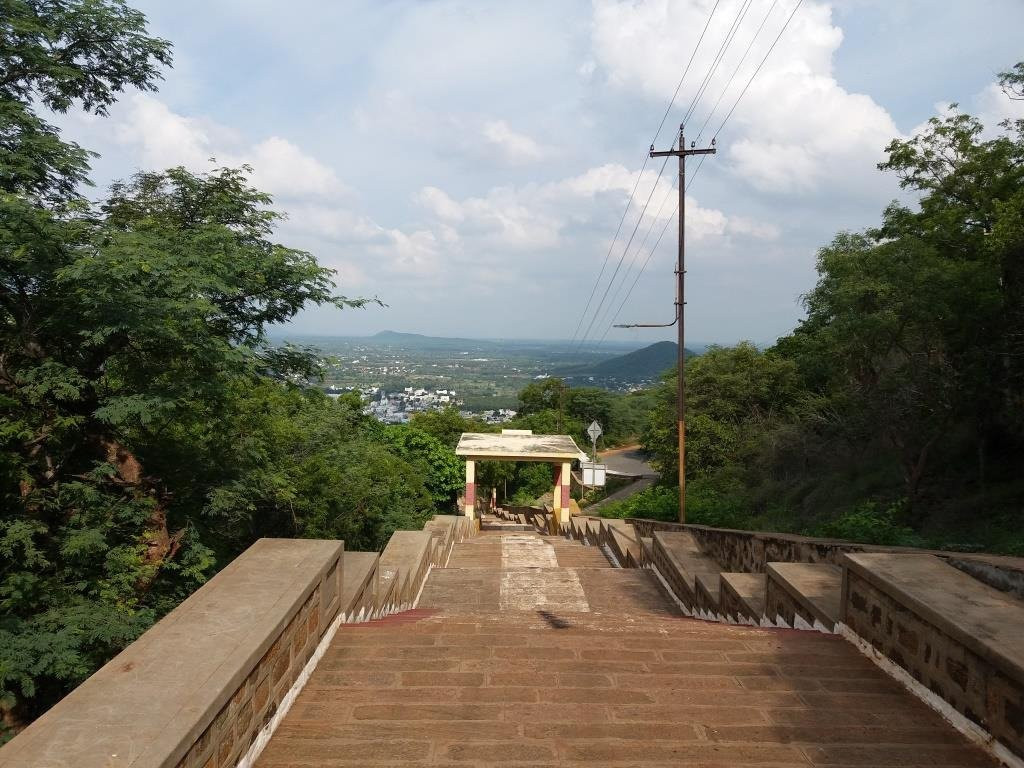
[618,68,1024,554]
[0,1,461,735]
[581,340,684,378]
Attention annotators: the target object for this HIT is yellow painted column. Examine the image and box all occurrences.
[560,461,572,529]
[464,459,476,521]
[548,463,559,534]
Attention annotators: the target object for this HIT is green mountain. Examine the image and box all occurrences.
[578,340,690,379]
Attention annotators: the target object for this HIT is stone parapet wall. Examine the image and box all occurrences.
[582,513,1024,763]
[627,519,1024,596]
[177,582,325,768]
[0,538,343,768]
[765,575,808,628]
[842,561,1024,761]
[627,519,874,572]
[0,514,477,768]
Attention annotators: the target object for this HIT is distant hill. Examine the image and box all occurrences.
[368,330,493,349]
[575,340,691,380]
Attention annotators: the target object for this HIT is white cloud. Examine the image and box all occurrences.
[247,137,346,199]
[973,82,1024,136]
[409,161,774,274]
[590,0,901,195]
[481,120,547,163]
[112,94,346,202]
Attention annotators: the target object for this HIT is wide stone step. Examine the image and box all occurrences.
[766,561,842,630]
[651,531,723,609]
[719,572,767,624]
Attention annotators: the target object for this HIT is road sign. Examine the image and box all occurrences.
[581,462,606,487]
[587,420,603,442]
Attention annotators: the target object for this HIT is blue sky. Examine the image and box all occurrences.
[61,0,1024,346]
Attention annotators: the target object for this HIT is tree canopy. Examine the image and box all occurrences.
[0,0,459,736]
[632,70,1024,553]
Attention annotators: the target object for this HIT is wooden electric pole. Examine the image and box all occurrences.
[618,124,715,523]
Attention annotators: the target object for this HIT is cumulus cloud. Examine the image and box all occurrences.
[481,120,547,163]
[53,0,1024,340]
[590,0,901,195]
[410,161,775,276]
[112,94,347,201]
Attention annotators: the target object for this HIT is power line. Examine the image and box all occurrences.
[714,0,804,139]
[693,0,780,143]
[567,0,723,350]
[594,0,779,348]
[573,150,674,352]
[681,0,756,125]
[587,176,677,343]
[597,197,677,345]
[596,167,703,346]
[599,0,804,345]
[576,0,761,352]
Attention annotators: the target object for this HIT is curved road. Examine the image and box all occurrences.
[600,445,657,478]
[586,445,658,511]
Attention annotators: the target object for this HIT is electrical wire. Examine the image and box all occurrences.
[599,0,804,342]
[566,0,723,349]
[576,0,758,351]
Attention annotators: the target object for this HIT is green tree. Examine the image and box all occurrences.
[381,426,463,511]
[642,343,801,479]
[516,378,567,417]
[409,407,492,449]
[0,1,387,730]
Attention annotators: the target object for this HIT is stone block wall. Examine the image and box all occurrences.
[843,568,1024,760]
[718,580,749,623]
[650,535,698,607]
[176,585,327,768]
[0,539,343,768]
[765,576,808,628]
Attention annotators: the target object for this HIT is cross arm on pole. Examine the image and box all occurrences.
[650,148,716,158]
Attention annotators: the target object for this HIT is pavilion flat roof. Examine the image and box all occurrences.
[455,431,587,462]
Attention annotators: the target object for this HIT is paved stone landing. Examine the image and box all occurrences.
[256,529,999,767]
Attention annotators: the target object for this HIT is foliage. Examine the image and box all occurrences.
[597,485,679,522]
[381,426,463,510]
[642,343,802,479]
[0,0,458,734]
[633,72,1024,553]
[409,407,493,449]
[815,501,921,547]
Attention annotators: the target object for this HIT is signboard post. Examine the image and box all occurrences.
[585,421,603,493]
[586,420,603,462]
[581,462,606,488]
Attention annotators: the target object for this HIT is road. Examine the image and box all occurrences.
[584,445,658,512]
[599,445,657,478]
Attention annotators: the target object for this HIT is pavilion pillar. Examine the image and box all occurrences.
[550,464,561,534]
[464,459,476,521]
[551,461,573,533]
[559,461,572,529]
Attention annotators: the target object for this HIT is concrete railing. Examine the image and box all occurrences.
[0,514,477,768]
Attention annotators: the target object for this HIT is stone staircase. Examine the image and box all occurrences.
[6,508,1020,767]
[554,515,850,632]
[254,526,1000,767]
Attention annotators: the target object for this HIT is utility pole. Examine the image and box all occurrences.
[617,124,715,523]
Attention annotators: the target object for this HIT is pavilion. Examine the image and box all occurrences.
[455,430,587,529]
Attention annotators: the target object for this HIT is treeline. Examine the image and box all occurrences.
[0,2,463,734]
[625,66,1024,553]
